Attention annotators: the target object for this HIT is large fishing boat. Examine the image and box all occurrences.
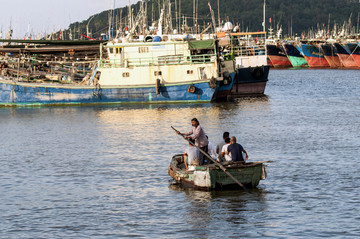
[344,42,360,67]
[300,42,329,67]
[320,43,342,68]
[231,32,269,97]
[333,42,358,68]
[0,37,223,106]
[266,42,292,67]
[215,31,269,100]
[282,43,308,67]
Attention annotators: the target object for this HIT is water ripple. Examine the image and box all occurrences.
[1,69,360,238]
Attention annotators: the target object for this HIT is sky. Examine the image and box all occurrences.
[0,0,139,38]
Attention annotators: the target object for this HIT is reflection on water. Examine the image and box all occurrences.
[168,184,269,237]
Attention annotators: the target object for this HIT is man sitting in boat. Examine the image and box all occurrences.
[206,135,218,161]
[216,132,230,161]
[184,138,199,171]
[177,118,209,165]
[221,138,232,162]
[226,137,249,162]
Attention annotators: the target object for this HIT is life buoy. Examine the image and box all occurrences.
[145,36,153,42]
[188,85,196,93]
[251,67,264,80]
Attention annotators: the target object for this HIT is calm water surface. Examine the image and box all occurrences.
[1,69,360,238]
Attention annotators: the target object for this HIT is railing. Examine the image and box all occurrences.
[232,45,267,57]
[100,54,217,68]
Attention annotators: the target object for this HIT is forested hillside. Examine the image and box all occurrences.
[65,0,360,39]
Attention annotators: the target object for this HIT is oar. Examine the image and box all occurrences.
[171,126,250,192]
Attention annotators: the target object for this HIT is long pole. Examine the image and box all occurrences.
[175,0,178,32]
[87,15,95,38]
[217,0,220,28]
[179,0,181,33]
[196,0,198,34]
[171,126,250,192]
[129,0,132,30]
[111,0,116,38]
[263,0,266,32]
[193,0,195,33]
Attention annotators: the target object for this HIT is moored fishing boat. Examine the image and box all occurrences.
[168,154,267,190]
[333,42,358,68]
[300,42,330,67]
[343,42,360,67]
[216,31,269,100]
[231,32,269,97]
[0,38,222,106]
[266,43,292,67]
[320,43,342,68]
[282,43,308,67]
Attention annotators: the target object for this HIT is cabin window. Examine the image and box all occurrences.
[109,48,114,54]
[115,47,122,55]
[154,71,162,76]
[187,70,193,74]
[139,47,149,53]
[122,72,130,77]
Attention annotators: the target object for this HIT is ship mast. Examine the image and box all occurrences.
[263,0,266,33]
[217,0,220,28]
[128,0,132,30]
[111,0,116,38]
[179,0,181,33]
[193,0,195,32]
[175,0,178,33]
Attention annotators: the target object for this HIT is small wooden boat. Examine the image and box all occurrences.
[168,154,267,190]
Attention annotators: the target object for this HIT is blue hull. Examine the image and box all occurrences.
[0,79,216,106]
[300,44,329,67]
[300,44,325,58]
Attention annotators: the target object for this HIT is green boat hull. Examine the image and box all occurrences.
[168,155,266,190]
[288,56,308,67]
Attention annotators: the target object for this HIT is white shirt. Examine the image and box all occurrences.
[185,146,199,165]
[208,141,218,160]
[221,144,232,162]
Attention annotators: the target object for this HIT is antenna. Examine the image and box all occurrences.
[111,0,116,38]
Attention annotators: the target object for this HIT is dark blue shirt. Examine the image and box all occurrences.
[227,143,244,162]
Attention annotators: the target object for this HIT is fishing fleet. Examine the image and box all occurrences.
[267,39,360,68]
[0,12,269,107]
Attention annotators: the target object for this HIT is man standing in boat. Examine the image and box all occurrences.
[226,136,248,162]
[177,118,209,165]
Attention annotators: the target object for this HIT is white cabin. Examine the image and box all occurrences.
[98,39,218,86]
